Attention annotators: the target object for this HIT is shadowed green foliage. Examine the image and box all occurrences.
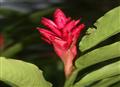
[74,61,120,87]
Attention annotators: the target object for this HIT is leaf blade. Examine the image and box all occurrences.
[0,57,52,87]
[76,42,120,69]
[79,6,120,52]
[74,61,120,87]
[92,75,120,87]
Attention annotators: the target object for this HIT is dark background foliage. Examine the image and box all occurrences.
[0,0,120,87]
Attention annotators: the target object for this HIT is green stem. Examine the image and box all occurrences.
[64,68,80,87]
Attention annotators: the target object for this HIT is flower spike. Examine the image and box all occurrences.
[37,8,85,77]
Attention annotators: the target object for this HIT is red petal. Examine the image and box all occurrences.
[41,17,57,28]
[37,27,56,41]
[41,17,62,37]
[63,20,80,33]
[51,37,68,59]
[41,37,51,44]
[67,34,73,48]
[62,31,68,40]
[54,8,67,29]
[66,17,71,23]
[63,20,75,33]
[75,19,80,25]
[51,37,68,50]
[53,45,64,60]
[70,45,77,58]
[72,24,85,42]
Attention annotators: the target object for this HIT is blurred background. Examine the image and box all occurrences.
[0,0,120,87]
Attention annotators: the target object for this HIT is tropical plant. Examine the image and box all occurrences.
[0,5,120,87]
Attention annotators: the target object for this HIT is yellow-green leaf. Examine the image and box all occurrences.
[0,57,52,87]
[79,6,120,52]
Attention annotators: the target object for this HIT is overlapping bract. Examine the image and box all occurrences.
[37,8,85,77]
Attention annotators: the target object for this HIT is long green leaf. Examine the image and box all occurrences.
[111,82,120,87]
[0,8,24,17]
[75,41,120,69]
[79,6,120,52]
[1,43,23,58]
[73,61,120,87]
[0,57,52,87]
[92,75,120,87]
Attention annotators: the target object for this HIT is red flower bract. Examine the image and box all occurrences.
[37,8,85,77]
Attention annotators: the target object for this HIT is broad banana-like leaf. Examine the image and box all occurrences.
[0,57,52,87]
[92,75,120,87]
[79,6,120,52]
[76,42,120,69]
[74,61,120,87]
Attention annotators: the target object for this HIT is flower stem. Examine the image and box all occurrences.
[64,68,79,87]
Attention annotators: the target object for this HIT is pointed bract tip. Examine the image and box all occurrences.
[54,8,65,18]
[78,23,85,29]
[54,8,67,29]
[55,8,63,13]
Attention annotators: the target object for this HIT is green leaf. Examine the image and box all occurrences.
[92,75,120,87]
[1,43,23,58]
[75,41,120,69]
[73,61,120,87]
[111,82,120,87]
[0,57,52,87]
[0,8,24,17]
[79,6,120,52]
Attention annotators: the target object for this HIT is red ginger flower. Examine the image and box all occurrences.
[37,8,85,77]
